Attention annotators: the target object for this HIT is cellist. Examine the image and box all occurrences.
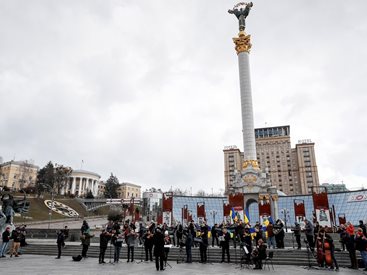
[317,227,339,271]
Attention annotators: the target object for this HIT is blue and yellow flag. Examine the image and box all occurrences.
[244,208,250,224]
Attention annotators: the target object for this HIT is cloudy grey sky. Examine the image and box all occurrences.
[1,0,366,193]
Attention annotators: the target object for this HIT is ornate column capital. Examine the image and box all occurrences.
[271,194,279,202]
[242,159,259,170]
[232,31,252,54]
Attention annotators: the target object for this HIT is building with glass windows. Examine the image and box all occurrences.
[172,189,367,226]
[224,125,319,195]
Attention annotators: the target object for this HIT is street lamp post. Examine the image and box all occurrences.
[42,183,54,230]
[210,210,218,225]
[280,208,290,232]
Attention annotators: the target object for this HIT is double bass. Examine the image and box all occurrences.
[316,231,333,267]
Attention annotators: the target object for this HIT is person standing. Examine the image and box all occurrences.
[99,229,110,264]
[112,229,123,263]
[199,221,209,263]
[80,220,93,258]
[292,222,302,249]
[144,224,154,261]
[266,222,275,249]
[304,219,314,251]
[153,227,165,271]
[355,228,367,271]
[163,230,172,265]
[125,226,136,262]
[1,226,11,257]
[176,223,183,247]
[274,219,285,248]
[185,223,194,263]
[345,222,357,269]
[55,229,65,259]
[211,224,219,247]
[359,220,367,237]
[10,227,21,257]
[220,227,231,263]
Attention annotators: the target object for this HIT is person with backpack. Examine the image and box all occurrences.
[1,226,11,257]
[55,229,65,259]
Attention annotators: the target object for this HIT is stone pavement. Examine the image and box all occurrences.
[0,255,365,275]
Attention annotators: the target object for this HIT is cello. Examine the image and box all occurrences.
[323,232,333,267]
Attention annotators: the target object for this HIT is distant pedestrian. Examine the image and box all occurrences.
[292,222,302,249]
[56,229,65,259]
[80,220,93,258]
[1,226,11,257]
[99,229,111,264]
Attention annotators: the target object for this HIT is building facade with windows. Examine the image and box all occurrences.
[117,182,141,200]
[0,160,39,191]
[224,126,319,195]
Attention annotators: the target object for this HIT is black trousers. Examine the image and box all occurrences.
[200,244,207,262]
[186,245,192,263]
[253,257,263,269]
[212,236,219,247]
[127,246,134,261]
[99,247,107,263]
[222,244,230,262]
[348,249,357,268]
[145,245,153,261]
[155,254,164,270]
[82,244,89,257]
[306,235,314,250]
[295,235,301,249]
[57,243,62,258]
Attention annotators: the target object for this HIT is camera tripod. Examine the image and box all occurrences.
[303,239,318,270]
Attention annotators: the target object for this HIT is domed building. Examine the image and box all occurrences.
[62,169,100,197]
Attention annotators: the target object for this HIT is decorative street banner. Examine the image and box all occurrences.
[162,192,173,227]
[182,205,188,224]
[294,199,306,227]
[229,193,244,209]
[129,197,135,216]
[347,193,367,203]
[187,210,193,223]
[197,202,206,223]
[312,186,331,228]
[135,208,140,222]
[163,211,172,226]
[338,213,346,225]
[223,201,231,218]
[258,193,271,218]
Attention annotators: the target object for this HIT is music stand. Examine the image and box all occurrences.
[303,239,318,270]
[164,245,173,268]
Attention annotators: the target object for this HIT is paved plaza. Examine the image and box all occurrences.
[0,255,365,275]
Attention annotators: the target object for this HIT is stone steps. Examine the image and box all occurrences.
[21,244,356,267]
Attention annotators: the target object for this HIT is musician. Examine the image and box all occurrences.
[266,221,275,249]
[345,222,357,269]
[199,221,209,263]
[164,230,172,265]
[153,227,165,271]
[211,224,219,247]
[125,226,137,262]
[220,227,231,263]
[292,222,302,249]
[355,228,367,271]
[176,222,183,247]
[111,229,123,263]
[98,229,111,264]
[185,223,194,263]
[254,223,263,246]
[252,239,267,270]
[273,219,285,249]
[304,219,314,251]
[242,227,252,264]
[144,223,154,261]
[317,227,339,270]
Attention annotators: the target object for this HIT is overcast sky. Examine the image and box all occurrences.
[1,0,366,193]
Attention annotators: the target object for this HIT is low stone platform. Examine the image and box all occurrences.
[0,254,364,275]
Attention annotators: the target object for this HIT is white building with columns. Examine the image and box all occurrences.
[62,169,100,197]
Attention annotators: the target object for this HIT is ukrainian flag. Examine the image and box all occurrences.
[244,208,250,224]
[231,207,236,220]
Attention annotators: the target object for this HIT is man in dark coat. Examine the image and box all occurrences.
[292,222,302,249]
[153,227,165,271]
[211,224,219,247]
[199,221,209,263]
[99,229,110,264]
[220,227,231,263]
[55,229,65,259]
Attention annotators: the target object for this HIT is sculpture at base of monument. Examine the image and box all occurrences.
[0,192,30,233]
[228,2,253,31]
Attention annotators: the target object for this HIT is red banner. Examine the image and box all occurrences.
[157,213,163,224]
[312,186,329,209]
[223,202,231,217]
[163,192,173,212]
[229,193,244,208]
[258,194,271,217]
[182,206,188,222]
[188,211,193,222]
[294,199,306,218]
[338,214,346,225]
[197,202,206,218]
[134,208,140,222]
[129,198,135,216]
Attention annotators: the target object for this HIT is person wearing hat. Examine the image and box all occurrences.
[1,226,11,257]
[164,230,172,266]
[10,227,21,257]
[220,227,231,263]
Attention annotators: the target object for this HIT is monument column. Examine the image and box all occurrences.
[234,31,256,162]
[71,177,76,194]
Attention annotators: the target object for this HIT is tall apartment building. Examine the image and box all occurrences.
[224,126,319,195]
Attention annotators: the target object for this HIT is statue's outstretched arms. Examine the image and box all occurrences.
[228,9,234,14]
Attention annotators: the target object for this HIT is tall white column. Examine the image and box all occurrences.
[71,177,76,194]
[78,178,82,196]
[238,51,256,161]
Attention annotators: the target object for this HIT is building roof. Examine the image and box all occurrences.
[0,160,39,169]
[71,169,101,178]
